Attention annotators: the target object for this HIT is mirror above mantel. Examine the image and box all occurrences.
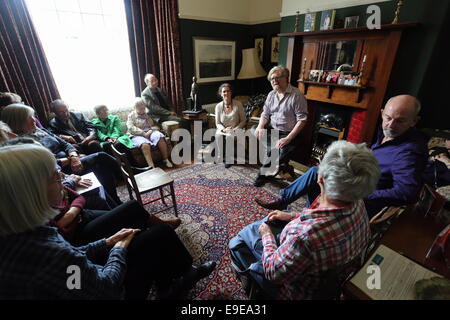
[280,22,420,145]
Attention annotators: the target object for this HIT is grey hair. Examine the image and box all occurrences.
[0,143,59,236]
[267,66,290,81]
[49,99,67,112]
[94,104,108,116]
[133,97,147,110]
[318,140,380,202]
[144,73,156,85]
[0,121,12,142]
[0,104,35,135]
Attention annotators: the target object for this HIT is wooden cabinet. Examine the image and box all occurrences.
[280,23,419,146]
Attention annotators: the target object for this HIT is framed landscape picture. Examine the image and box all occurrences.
[304,12,316,32]
[193,37,236,83]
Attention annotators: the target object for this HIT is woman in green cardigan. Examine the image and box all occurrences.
[91,105,135,159]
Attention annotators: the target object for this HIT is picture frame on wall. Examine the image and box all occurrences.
[320,9,336,30]
[193,37,236,83]
[270,36,280,63]
[344,16,359,28]
[254,37,264,62]
[304,12,316,32]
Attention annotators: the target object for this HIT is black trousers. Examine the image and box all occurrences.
[73,200,193,299]
[256,125,302,170]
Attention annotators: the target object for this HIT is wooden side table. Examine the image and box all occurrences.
[182,111,208,135]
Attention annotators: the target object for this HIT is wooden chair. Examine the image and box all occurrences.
[110,145,178,216]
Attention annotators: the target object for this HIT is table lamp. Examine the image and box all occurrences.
[237,48,267,95]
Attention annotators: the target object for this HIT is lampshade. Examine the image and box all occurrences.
[237,48,267,79]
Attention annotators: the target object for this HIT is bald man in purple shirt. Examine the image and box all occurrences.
[253,66,308,187]
[255,94,428,217]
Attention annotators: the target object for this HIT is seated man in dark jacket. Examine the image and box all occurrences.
[49,99,102,154]
[141,74,189,130]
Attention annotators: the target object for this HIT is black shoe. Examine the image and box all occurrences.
[253,175,267,187]
[224,163,232,169]
[182,261,217,290]
[255,198,287,210]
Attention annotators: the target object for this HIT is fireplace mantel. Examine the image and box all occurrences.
[280,22,419,147]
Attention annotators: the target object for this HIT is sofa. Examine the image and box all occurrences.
[77,106,178,167]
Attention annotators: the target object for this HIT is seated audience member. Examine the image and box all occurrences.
[91,105,135,158]
[230,140,380,299]
[0,143,216,299]
[48,99,102,154]
[127,98,173,169]
[1,103,123,205]
[0,92,44,128]
[50,183,181,245]
[214,83,246,169]
[252,66,308,187]
[141,73,189,130]
[255,95,428,217]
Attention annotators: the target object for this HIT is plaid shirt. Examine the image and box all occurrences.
[0,226,127,299]
[261,198,370,299]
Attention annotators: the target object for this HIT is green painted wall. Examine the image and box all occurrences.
[179,19,280,105]
[278,0,450,129]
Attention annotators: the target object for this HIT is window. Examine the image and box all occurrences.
[26,0,135,111]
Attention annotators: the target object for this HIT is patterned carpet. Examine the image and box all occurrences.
[117,163,306,300]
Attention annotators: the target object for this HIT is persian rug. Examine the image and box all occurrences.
[117,163,306,300]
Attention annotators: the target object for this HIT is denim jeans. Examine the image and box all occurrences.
[280,166,321,207]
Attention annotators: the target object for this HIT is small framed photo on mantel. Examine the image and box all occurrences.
[320,9,336,30]
[304,12,316,32]
[344,16,359,28]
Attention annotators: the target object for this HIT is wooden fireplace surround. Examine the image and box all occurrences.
[280,23,419,150]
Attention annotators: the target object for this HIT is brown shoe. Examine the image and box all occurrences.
[255,198,287,210]
[163,218,182,230]
[148,215,182,229]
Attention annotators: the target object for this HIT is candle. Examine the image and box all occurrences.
[363,55,367,63]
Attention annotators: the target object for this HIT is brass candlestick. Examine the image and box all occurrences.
[294,11,300,32]
[357,55,367,86]
[392,0,404,24]
[301,57,307,80]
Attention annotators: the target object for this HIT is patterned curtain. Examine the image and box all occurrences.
[124,0,184,112]
[0,0,60,125]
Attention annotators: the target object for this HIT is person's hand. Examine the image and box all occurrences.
[254,127,265,140]
[70,155,83,173]
[77,178,93,188]
[276,137,291,149]
[66,174,81,183]
[267,210,294,222]
[144,130,153,139]
[81,136,95,145]
[61,135,77,144]
[223,127,232,134]
[258,222,272,237]
[106,228,140,248]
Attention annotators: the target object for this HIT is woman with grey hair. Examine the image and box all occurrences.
[126,97,173,169]
[1,103,123,205]
[230,140,380,299]
[0,143,216,299]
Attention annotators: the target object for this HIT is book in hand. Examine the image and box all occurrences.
[75,172,102,194]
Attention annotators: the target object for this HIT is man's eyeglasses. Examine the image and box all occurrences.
[270,76,285,82]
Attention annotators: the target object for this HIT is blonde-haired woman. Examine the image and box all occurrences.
[127,98,173,169]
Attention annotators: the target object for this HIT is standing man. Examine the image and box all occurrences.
[141,73,189,130]
[253,66,308,187]
[49,99,101,154]
[255,94,428,217]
